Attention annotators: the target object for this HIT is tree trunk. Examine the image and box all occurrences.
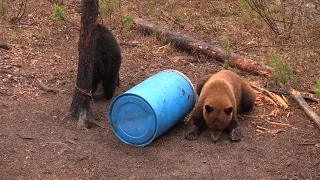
[132,16,273,77]
[68,0,98,128]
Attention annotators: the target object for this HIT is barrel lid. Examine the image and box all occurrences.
[108,94,157,146]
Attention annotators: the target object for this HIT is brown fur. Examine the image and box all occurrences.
[185,70,256,142]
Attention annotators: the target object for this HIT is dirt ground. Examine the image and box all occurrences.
[1,0,320,179]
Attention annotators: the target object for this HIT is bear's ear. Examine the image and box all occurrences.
[205,105,214,113]
[224,107,233,114]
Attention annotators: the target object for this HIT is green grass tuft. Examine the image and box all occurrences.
[99,0,121,16]
[123,14,133,29]
[51,4,66,21]
[0,0,7,15]
[268,53,294,85]
[312,78,320,98]
[220,36,232,69]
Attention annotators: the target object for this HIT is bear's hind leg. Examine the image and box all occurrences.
[240,83,256,113]
[91,73,101,95]
[101,74,118,100]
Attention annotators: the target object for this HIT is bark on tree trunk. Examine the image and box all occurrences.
[68,0,98,128]
[132,16,273,77]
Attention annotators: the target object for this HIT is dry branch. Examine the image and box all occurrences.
[132,16,273,77]
[252,84,288,109]
[256,126,284,134]
[284,84,320,129]
[266,88,320,103]
[269,121,293,128]
[10,0,28,24]
[33,78,57,93]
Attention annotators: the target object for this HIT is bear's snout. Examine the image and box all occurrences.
[210,129,222,142]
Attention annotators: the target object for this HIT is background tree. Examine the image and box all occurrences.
[69,0,98,128]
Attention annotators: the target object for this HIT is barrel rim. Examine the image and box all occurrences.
[108,93,158,146]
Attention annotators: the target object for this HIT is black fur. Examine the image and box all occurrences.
[92,23,121,99]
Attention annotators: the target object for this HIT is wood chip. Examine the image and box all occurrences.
[252,84,289,109]
[269,109,279,117]
[267,129,284,134]
[269,121,293,128]
[256,129,265,133]
[256,126,268,131]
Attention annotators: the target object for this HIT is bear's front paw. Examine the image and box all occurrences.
[230,128,242,142]
[185,131,200,140]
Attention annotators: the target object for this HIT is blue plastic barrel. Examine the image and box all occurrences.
[108,69,196,146]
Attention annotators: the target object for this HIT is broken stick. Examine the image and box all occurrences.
[252,84,289,109]
[266,88,319,103]
[132,16,273,77]
[33,78,57,93]
[284,84,320,129]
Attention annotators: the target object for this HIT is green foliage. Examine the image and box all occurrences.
[51,4,66,21]
[0,0,6,15]
[123,14,133,29]
[164,0,184,22]
[147,1,157,15]
[238,0,260,19]
[172,9,184,22]
[99,0,121,16]
[238,0,308,36]
[239,0,250,10]
[164,0,178,13]
[220,36,232,69]
[268,53,294,85]
[312,78,320,98]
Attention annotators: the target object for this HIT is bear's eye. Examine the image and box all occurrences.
[205,105,213,113]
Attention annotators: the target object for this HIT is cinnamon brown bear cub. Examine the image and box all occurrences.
[185,70,256,142]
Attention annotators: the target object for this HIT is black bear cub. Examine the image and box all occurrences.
[92,23,121,99]
[185,70,256,142]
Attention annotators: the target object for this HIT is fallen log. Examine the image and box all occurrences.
[132,16,273,77]
[284,84,320,129]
